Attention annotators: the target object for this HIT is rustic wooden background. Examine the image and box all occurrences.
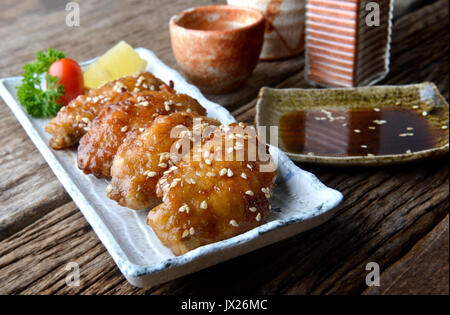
[0,0,448,295]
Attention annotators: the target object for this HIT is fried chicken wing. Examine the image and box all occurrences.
[107,112,220,210]
[45,72,174,150]
[147,123,277,256]
[77,91,206,179]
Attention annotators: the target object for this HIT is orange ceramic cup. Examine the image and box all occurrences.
[170,5,265,94]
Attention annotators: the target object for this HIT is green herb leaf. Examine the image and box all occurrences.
[17,48,66,118]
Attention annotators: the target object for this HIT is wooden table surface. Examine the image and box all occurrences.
[0,0,448,295]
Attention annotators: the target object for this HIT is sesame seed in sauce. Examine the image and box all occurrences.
[205,159,212,165]
[256,213,262,222]
[227,169,234,177]
[159,162,168,169]
[249,207,257,213]
[219,168,228,177]
[354,129,361,133]
[245,190,254,196]
[361,145,368,149]
[422,111,428,116]
[200,201,208,209]
[189,227,195,235]
[121,126,128,132]
[241,173,248,179]
[182,230,190,239]
[147,171,158,178]
[229,220,239,227]
[207,172,216,177]
[179,204,189,213]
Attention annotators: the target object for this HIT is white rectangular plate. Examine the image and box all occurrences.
[0,48,343,288]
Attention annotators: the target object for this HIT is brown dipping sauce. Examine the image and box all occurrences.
[279,107,446,156]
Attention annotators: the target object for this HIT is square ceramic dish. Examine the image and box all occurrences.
[0,48,343,288]
[256,84,449,166]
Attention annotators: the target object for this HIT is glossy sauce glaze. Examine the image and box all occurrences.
[280,107,447,156]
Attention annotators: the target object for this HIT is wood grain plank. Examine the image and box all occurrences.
[0,0,448,295]
[0,158,447,295]
[0,107,71,239]
[363,215,449,295]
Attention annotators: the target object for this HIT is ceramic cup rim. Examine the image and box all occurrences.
[170,4,265,35]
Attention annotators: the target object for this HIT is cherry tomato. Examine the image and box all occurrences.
[48,58,84,105]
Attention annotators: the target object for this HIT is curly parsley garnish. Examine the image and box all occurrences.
[17,48,66,118]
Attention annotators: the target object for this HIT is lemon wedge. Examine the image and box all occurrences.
[83,41,147,89]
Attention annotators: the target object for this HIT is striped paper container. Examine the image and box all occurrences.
[305,0,394,87]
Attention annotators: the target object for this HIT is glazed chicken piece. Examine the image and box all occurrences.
[147,123,277,256]
[45,72,174,150]
[107,112,220,210]
[77,91,206,179]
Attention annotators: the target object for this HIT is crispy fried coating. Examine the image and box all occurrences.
[107,112,220,210]
[77,91,206,179]
[147,123,277,256]
[45,72,174,150]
